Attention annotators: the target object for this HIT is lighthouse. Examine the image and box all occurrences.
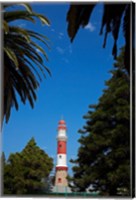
[54,119,68,191]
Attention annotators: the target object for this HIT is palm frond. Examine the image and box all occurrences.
[27,30,51,49]
[67,4,95,42]
[3,20,9,34]
[9,26,31,43]
[3,3,51,123]
[4,10,50,26]
[4,11,35,23]
[3,3,32,13]
[100,4,126,59]
[11,87,19,110]
[20,3,32,13]
[30,41,48,60]
[4,46,19,69]
[66,3,131,73]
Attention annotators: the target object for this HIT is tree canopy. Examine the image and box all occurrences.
[69,47,130,196]
[3,137,53,195]
[3,3,51,124]
[67,3,135,74]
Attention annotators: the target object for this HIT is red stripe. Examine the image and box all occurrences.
[58,126,67,130]
[57,141,66,154]
[56,166,68,171]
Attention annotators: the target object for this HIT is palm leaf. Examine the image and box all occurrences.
[3,3,32,13]
[66,3,130,73]
[3,3,51,123]
[33,13,50,26]
[4,10,50,26]
[9,26,31,43]
[27,30,50,49]
[67,4,95,42]
[4,85,12,123]
[21,57,42,82]
[4,47,19,69]
[20,3,32,13]
[3,20,9,34]
[11,87,19,110]
[4,11,35,23]
[30,41,49,61]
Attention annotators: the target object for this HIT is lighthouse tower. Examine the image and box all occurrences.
[55,119,68,190]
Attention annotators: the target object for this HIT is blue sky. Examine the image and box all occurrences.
[2,3,125,175]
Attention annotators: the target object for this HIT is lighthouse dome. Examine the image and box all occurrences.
[59,120,66,125]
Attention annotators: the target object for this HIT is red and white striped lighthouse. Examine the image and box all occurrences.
[55,119,68,187]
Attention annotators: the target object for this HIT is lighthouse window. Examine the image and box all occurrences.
[58,178,62,183]
[59,144,62,148]
[59,155,62,158]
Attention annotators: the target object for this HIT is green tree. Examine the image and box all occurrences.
[3,137,53,195]
[69,47,130,196]
[66,3,135,74]
[1,152,6,193]
[3,3,51,124]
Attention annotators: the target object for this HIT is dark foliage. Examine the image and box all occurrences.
[69,47,130,196]
[3,3,50,123]
[3,138,53,195]
[67,3,135,74]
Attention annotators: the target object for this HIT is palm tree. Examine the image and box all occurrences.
[3,3,51,123]
[66,3,134,74]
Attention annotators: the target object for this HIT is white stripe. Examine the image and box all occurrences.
[56,154,67,166]
[57,130,67,140]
